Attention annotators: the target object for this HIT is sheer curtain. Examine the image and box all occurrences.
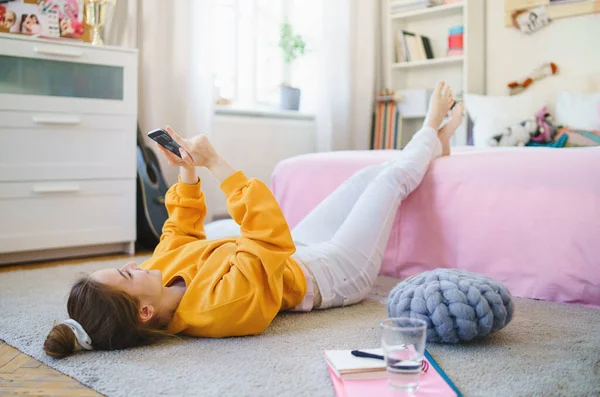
[106,0,380,158]
[316,0,381,152]
[104,0,218,217]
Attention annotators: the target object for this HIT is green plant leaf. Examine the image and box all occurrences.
[279,22,306,64]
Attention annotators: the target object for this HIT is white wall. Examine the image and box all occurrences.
[486,0,600,103]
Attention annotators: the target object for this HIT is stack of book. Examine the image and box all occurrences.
[372,89,402,150]
[324,348,462,397]
[325,349,388,380]
[390,0,435,14]
[395,30,435,63]
[447,25,464,56]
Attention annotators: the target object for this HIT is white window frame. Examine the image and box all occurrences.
[213,0,291,107]
[281,0,291,92]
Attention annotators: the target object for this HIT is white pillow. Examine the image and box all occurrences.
[556,90,600,131]
[464,91,547,147]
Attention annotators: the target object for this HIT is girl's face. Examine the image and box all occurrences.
[60,18,73,34]
[3,11,16,28]
[91,261,164,306]
[31,15,38,24]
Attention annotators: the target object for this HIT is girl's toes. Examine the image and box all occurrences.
[441,84,450,97]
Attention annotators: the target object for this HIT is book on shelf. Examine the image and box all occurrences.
[372,89,403,150]
[395,30,435,63]
[422,36,434,59]
[448,25,464,35]
[447,48,464,56]
[448,34,463,49]
[390,0,435,14]
[447,25,464,56]
[404,32,421,61]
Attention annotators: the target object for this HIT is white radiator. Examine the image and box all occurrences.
[201,112,317,220]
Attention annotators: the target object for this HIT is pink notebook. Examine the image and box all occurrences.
[326,350,461,397]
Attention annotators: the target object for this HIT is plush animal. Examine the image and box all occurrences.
[530,106,557,143]
[507,62,558,95]
[488,118,537,147]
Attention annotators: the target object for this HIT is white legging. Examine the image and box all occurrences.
[291,126,442,309]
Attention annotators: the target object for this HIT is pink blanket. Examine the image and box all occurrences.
[271,147,600,307]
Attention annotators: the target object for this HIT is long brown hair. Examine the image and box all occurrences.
[44,275,169,358]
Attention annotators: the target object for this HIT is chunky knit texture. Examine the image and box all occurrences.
[388,269,514,343]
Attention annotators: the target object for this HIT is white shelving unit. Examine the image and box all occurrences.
[391,2,464,19]
[392,55,464,69]
[382,0,485,146]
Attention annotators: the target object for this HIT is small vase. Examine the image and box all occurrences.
[280,86,301,111]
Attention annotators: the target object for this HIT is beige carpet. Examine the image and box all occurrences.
[1,256,599,397]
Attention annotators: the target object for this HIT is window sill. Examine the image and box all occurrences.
[215,105,315,121]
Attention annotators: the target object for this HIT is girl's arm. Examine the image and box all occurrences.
[179,165,198,184]
[153,165,208,254]
[190,169,297,337]
[153,127,236,254]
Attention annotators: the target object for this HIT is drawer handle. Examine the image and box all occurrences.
[33,116,82,125]
[33,184,81,194]
[33,46,84,58]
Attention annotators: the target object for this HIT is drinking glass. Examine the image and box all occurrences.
[380,317,427,392]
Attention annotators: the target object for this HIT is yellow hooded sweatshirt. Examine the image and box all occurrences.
[140,170,306,338]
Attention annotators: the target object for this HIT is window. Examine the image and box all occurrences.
[255,0,284,106]
[212,0,321,112]
[212,0,237,100]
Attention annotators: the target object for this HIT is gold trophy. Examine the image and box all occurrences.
[84,0,116,45]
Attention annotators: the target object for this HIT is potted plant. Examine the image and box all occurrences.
[278,22,305,111]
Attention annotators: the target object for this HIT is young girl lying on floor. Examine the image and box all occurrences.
[44,82,463,358]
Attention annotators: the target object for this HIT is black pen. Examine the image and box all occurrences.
[351,350,385,360]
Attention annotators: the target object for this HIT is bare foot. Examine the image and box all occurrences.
[438,103,464,156]
[424,81,454,131]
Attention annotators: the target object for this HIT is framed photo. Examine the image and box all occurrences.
[38,0,84,39]
[0,6,14,33]
[1,0,49,35]
[0,0,83,39]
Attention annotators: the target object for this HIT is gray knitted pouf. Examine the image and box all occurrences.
[387,269,514,343]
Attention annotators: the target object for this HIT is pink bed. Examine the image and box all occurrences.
[270,147,600,307]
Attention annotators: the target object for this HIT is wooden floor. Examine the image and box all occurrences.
[0,251,151,397]
[0,341,102,396]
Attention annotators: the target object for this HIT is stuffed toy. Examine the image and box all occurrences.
[530,106,557,143]
[508,62,558,96]
[488,118,537,147]
[511,6,551,35]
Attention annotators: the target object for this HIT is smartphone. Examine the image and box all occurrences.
[148,129,182,158]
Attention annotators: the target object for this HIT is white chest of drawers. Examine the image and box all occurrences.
[0,33,138,265]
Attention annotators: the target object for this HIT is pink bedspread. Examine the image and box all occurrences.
[270,147,600,307]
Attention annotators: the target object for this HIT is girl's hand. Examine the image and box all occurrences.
[154,126,220,169]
